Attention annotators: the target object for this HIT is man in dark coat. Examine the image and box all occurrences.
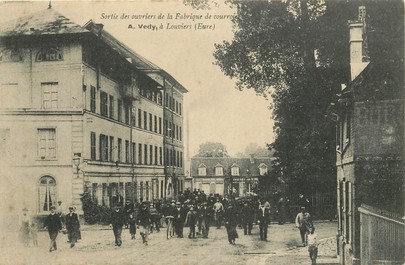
[240,202,254,235]
[172,202,187,238]
[65,206,80,248]
[44,205,62,252]
[109,205,125,246]
[137,202,152,245]
[257,200,271,241]
[198,202,212,238]
[224,204,238,244]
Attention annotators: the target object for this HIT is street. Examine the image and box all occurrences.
[0,221,338,265]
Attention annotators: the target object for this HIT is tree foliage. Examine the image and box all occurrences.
[213,0,356,196]
[194,141,229,157]
[214,0,403,196]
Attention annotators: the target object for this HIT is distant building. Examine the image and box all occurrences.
[0,8,187,216]
[190,155,273,198]
[335,6,404,265]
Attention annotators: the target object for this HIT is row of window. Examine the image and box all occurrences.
[139,88,163,106]
[164,119,182,141]
[0,47,63,63]
[165,93,182,115]
[137,109,162,135]
[90,88,182,142]
[91,132,184,168]
[92,132,163,166]
[89,179,184,206]
[197,165,268,177]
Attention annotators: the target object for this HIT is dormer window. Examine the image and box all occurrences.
[231,164,240,176]
[36,47,63,62]
[198,164,207,176]
[215,164,224,176]
[258,163,268,176]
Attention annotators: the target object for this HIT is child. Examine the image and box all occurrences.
[307,227,318,265]
[128,214,136,240]
[30,223,38,246]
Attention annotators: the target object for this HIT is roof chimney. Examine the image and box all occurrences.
[249,154,255,164]
[349,6,370,81]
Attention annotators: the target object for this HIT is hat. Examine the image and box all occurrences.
[22,207,28,212]
[69,206,74,209]
[301,206,306,210]
[176,202,181,205]
[50,206,56,210]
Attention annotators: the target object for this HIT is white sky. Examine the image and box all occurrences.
[0,0,275,157]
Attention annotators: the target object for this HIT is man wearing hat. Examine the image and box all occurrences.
[137,201,152,245]
[295,207,313,246]
[173,201,186,238]
[257,199,271,241]
[110,205,125,246]
[43,205,62,252]
[65,206,80,248]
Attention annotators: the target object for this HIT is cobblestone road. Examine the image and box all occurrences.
[0,221,338,265]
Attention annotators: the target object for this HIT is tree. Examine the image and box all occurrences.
[213,0,353,196]
[194,142,229,157]
[214,0,403,197]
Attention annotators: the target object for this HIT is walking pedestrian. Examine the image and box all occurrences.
[30,223,38,246]
[184,206,197,239]
[240,202,254,235]
[295,206,313,246]
[109,205,125,247]
[65,206,80,248]
[257,200,271,241]
[277,197,286,225]
[307,227,319,265]
[128,214,136,240]
[123,199,134,229]
[199,202,212,238]
[137,202,152,246]
[19,208,31,247]
[224,204,238,245]
[213,199,224,229]
[43,206,62,252]
[173,202,186,238]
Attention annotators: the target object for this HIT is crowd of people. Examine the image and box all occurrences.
[18,190,318,263]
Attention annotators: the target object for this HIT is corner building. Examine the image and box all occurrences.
[0,8,187,216]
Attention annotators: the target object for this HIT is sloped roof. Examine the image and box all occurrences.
[83,20,188,93]
[191,157,274,177]
[0,8,88,37]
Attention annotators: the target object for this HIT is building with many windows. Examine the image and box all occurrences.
[190,156,273,198]
[0,8,187,216]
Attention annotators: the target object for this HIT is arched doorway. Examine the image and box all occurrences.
[38,176,56,212]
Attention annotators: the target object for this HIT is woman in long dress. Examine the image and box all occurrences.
[19,208,31,246]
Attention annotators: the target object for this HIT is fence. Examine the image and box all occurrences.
[359,204,404,265]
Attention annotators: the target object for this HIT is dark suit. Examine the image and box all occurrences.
[257,206,271,241]
[44,213,62,251]
[110,209,125,246]
[65,212,80,247]
[173,206,186,238]
[240,204,255,235]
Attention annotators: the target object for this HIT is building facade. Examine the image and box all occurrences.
[190,156,273,198]
[0,8,187,216]
[335,6,404,265]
